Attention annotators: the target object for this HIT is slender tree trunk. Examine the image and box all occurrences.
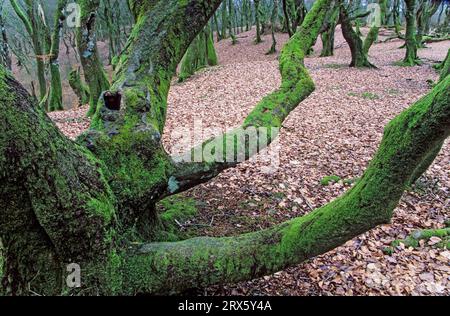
[1,0,449,296]
[48,0,68,112]
[10,0,47,101]
[104,0,117,64]
[228,0,237,44]
[76,0,110,117]
[282,0,293,37]
[0,6,11,70]
[214,12,221,41]
[320,4,339,57]
[68,67,90,107]
[221,1,228,39]
[254,0,263,43]
[339,4,375,68]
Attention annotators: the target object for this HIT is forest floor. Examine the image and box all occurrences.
[48,27,450,296]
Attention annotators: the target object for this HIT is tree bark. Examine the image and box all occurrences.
[320,3,339,57]
[0,6,11,70]
[403,0,420,66]
[68,67,90,107]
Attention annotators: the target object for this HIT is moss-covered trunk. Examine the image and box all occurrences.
[1,0,449,296]
[48,0,68,112]
[254,0,262,43]
[339,5,375,68]
[403,0,420,66]
[76,0,110,116]
[68,67,90,106]
[320,4,339,57]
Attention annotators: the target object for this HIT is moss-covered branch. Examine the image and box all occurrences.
[167,0,331,196]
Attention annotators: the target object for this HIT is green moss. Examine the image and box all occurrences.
[361,92,380,100]
[320,175,341,186]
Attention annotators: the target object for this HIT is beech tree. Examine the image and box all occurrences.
[403,0,420,66]
[0,2,11,70]
[0,0,449,296]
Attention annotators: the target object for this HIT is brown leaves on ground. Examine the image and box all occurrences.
[51,26,449,296]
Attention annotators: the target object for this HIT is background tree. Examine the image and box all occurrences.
[47,0,68,112]
[9,0,48,101]
[178,27,218,82]
[319,2,339,57]
[254,0,263,43]
[267,0,279,54]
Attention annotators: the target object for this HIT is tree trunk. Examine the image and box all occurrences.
[267,0,278,55]
[0,7,11,70]
[76,0,110,117]
[68,67,90,107]
[48,0,68,112]
[320,4,339,57]
[221,1,228,39]
[282,0,293,37]
[1,0,449,296]
[254,0,263,43]
[9,0,47,101]
[339,4,375,68]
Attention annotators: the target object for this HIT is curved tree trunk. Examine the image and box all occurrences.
[1,0,449,296]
